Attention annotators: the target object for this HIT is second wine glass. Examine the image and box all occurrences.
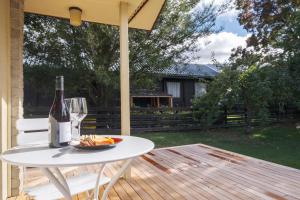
[69,97,88,142]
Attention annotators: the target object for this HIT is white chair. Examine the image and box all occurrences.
[16,118,49,146]
[16,118,110,200]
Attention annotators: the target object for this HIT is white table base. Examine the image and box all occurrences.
[40,159,133,200]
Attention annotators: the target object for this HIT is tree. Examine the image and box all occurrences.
[24,0,224,107]
[235,0,300,113]
[193,46,295,133]
[193,63,273,132]
[193,0,300,132]
[235,0,300,94]
[235,0,300,51]
[238,65,272,131]
[192,66,239,126]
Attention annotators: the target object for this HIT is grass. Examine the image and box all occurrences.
[133,123,300,169]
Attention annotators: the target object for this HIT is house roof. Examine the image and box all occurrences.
[24,0,165,30]
[162,64,219,79]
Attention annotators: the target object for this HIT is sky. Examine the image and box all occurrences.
[189,0,249,64]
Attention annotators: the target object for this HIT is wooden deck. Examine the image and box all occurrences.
[18,144,300,200]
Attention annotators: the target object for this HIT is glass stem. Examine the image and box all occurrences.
[78,122,81,136]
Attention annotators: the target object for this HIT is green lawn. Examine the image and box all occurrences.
[134,124,300,169]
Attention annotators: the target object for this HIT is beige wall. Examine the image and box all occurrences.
[10,0,24,197]
[0,0,24,198]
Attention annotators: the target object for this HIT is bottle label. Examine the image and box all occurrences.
[49,116,58,146]
[49,116,71,147]
[59,122,71,143]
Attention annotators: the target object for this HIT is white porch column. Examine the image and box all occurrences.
[0,0,12,198]
[119,1,130,136]
[119,1,131,178]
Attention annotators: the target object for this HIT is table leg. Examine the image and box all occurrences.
[93,164,106,200]
[53,167,70,194]
[101,159,133,200]
[41,168,72,200]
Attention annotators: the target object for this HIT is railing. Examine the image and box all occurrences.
[24,106,299,134]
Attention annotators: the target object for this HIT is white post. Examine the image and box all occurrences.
[119,1,130,136]
[119,1,131,178]
[0,0,11,198]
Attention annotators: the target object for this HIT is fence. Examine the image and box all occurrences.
[24,106,299,134]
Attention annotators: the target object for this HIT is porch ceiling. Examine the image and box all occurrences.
[24,0,165,30]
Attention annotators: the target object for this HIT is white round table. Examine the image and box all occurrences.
[1,135,154,200]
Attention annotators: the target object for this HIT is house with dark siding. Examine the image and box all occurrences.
[131,64,219,108]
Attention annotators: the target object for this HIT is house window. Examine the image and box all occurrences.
[166,82,180,98]
[195,82,206,97]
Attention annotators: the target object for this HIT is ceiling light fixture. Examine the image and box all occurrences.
[69,7,82,26]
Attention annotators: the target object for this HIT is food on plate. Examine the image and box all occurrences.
[80,135,115,147]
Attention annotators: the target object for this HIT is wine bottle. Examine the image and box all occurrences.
[49,76,71,148]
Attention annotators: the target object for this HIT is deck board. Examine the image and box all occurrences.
[18,144,300,200]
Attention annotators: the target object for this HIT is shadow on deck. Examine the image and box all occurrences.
[10,144,300,200]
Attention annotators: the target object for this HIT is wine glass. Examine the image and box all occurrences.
[64,98,71,112]
[69,97,88,142]
[64,98,75,141]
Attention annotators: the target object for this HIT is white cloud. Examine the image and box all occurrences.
[188,32,248,64]
[184,0,248,64]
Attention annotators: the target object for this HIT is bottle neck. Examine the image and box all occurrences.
[55,90,64,102]
[56,77,64,90]
[55,76,64,101]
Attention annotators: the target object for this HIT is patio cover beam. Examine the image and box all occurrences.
[24,0,165,31]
